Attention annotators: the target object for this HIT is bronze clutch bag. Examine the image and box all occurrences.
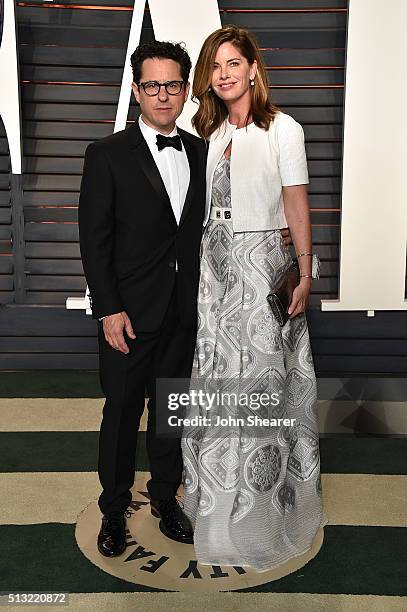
[266,260,300,327]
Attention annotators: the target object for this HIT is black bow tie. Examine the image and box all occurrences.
[156,133,182,152]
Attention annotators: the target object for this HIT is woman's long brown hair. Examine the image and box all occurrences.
[192,25,279,140]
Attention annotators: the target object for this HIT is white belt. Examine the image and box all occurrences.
[209,206,232,221]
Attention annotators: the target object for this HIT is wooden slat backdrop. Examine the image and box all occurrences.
[0,115,13,305]
[0,0,406,373]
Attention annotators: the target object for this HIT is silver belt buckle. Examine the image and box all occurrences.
[211,206,232,221]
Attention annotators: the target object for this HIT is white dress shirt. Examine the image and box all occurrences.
[138,115,190,225]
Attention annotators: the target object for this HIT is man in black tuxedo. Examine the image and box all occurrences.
[78,41,206,556]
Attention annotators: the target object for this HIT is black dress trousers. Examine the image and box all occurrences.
[97,283,196,515]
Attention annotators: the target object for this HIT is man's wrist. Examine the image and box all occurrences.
[98,311,123,321]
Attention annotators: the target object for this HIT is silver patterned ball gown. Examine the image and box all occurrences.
[181,155,328,571]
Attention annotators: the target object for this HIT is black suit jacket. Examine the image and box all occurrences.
[78,120,206,332]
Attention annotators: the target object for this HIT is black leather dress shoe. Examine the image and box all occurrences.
[97,510,130,557]
[150,497,193,544]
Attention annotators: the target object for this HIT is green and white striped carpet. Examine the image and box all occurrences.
[0,372,406,610]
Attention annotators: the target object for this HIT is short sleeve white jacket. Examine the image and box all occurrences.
[204,111,309,231]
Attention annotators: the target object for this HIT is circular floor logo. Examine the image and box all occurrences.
[75,474,324,592]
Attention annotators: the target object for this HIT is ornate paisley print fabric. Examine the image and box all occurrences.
[181,156,327,571]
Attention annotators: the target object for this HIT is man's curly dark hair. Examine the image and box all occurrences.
[130,41,192,84]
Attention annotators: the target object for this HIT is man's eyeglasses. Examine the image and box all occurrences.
[138,80,185,96]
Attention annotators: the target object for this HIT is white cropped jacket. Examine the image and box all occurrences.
[204,111,309,232]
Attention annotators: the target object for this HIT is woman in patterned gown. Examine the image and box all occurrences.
[181,25,328,571]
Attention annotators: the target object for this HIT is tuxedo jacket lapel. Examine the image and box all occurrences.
[126,121,198,227]
[127,121,173,211]
[178,128,198,227]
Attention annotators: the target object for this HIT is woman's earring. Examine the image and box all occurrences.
[250,79,255,87]
[208,86,212,92]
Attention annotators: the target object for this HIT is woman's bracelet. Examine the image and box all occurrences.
[294,253,320,279]
[300,274,312,279]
